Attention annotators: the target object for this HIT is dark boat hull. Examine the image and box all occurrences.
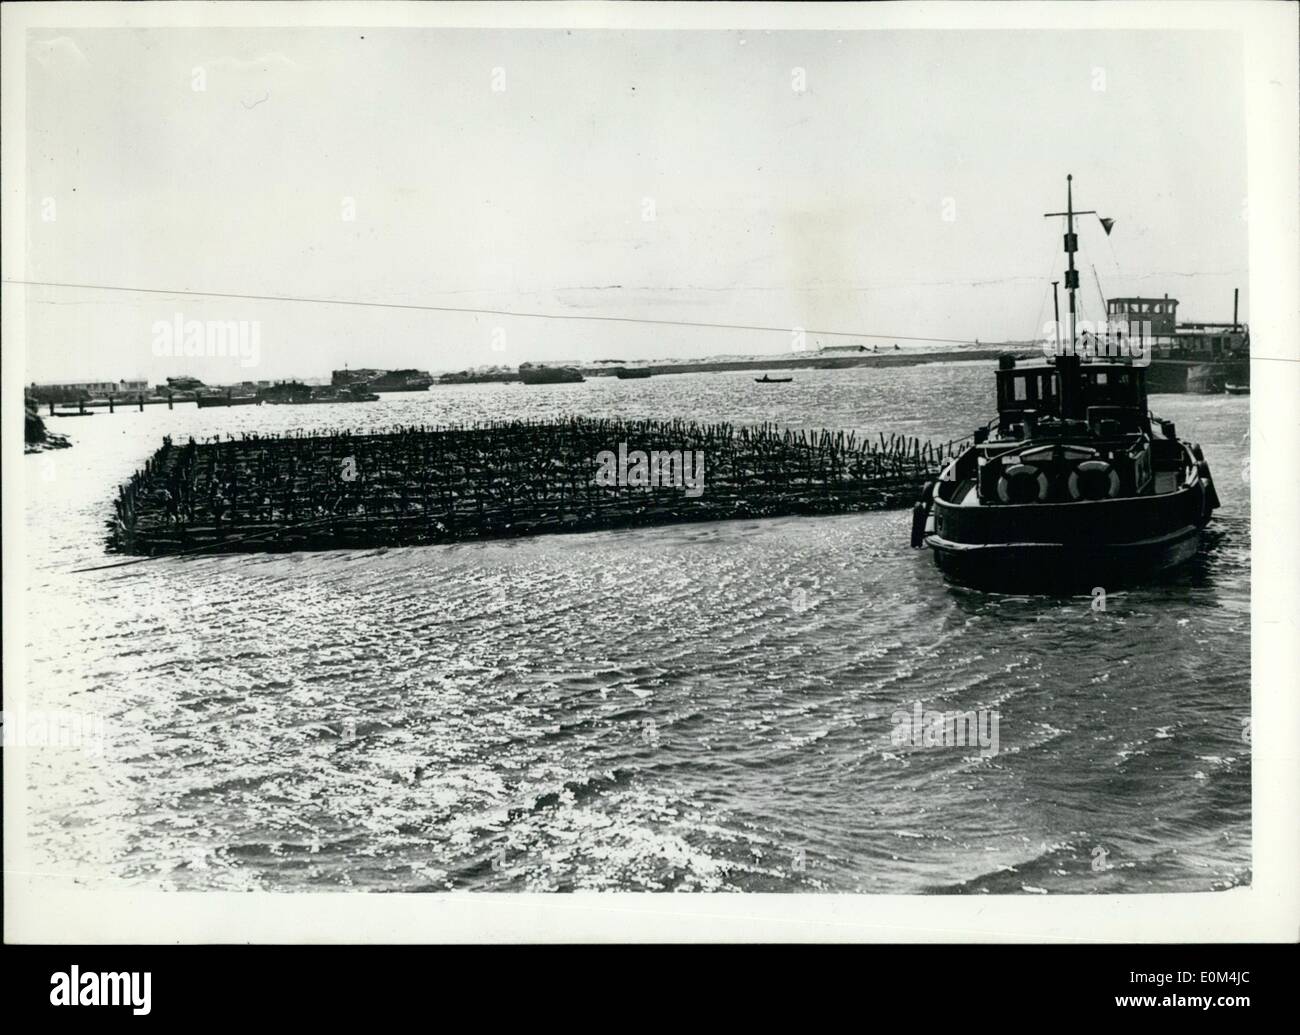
[519,371,584,384]
[924,482,1214,591]
[1145,358,1248,395]
[927,524,1202,591]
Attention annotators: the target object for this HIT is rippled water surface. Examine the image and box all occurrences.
[21,364,1250,892]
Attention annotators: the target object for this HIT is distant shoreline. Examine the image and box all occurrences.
[612,347,1036,377]
[437,347,1038,384]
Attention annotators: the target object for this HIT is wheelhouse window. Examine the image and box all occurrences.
[997,368,1059,412]
[1083,367,1140,407]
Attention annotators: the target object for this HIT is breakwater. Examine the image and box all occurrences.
[107,417,968,556]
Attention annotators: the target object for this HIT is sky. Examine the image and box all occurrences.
[23,27,1248,383]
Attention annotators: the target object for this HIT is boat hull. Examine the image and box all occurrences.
[926,525,1203,591]
[923,482,1213,591]
[1145,358,1248,395]
[519,370,584,384]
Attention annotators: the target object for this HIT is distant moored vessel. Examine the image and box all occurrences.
[518,362,584,384]
[1104,291,1249,394]
[332,367,434,392]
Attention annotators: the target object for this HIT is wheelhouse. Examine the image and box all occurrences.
[992,359,1148,435]
[995,363,1059,416]
[1107,296,1179,338]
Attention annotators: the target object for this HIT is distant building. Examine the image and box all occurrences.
[28,379,148,402]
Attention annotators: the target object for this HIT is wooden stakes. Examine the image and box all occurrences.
[108,417,968,556]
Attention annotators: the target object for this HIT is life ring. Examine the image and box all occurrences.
[1068,460,1121,501]
[996,464,1050,504]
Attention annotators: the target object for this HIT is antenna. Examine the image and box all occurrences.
[1051,280,1061,356]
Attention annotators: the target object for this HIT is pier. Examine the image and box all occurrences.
[107,418,967,556]
[42,395,198,416]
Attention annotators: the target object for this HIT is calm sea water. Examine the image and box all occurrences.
[21,363,1250,893]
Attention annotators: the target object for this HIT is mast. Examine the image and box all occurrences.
[1065,174,1078,355]
[1045,173,1103,345]
[1044,174,1101,420]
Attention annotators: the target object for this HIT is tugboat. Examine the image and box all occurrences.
[911,176,1221,591]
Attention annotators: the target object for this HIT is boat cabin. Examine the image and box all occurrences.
[1106,295,1249,359]
[1169,321,1250,359]
[943,357,1192,507]
[1106,296,1179,338]
[993,358,1148,434]
[995,363,1058,415]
